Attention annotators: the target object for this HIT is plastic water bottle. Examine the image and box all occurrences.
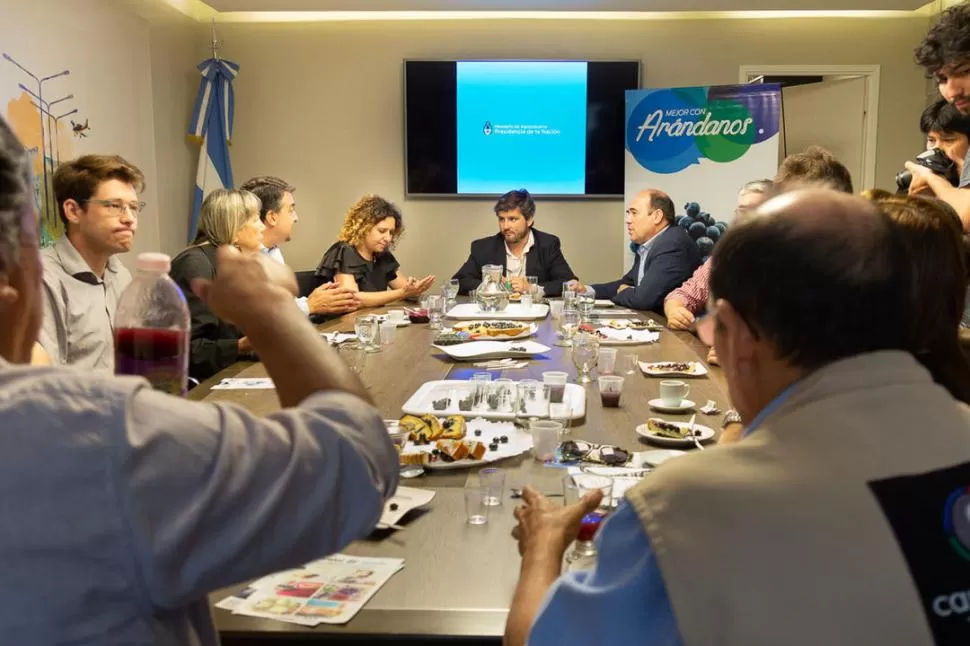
[114,253,190,395]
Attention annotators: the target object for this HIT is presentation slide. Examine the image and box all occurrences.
[456,61,588,195]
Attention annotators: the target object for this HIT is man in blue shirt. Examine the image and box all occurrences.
[584,189,700,312]
[505,189,970,646]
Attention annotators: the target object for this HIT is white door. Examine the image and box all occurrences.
[780,77,867,189]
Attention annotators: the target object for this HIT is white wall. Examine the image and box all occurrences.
[212,16,930,285]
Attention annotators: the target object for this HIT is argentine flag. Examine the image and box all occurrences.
[188,57,239,242]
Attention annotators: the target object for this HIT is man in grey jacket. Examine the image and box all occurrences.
[0,115,398,644]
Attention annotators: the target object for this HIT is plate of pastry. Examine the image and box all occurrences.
[450,320,537,340]
[580,325,660,346]
[636,418,716,447]
[433,340,551,361]
[395,415,532,470]
[638,361,709,377]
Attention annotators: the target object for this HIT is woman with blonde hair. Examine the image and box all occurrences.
[171,188,265,382]
[315,195,434,308]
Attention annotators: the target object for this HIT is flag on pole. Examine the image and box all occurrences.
[188,57,239,242]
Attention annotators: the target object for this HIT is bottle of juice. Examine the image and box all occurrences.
[114,253,190,395]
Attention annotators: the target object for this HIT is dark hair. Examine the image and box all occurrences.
[915,3,970,76]
[0,115,32,274]
[920,98,970,138]
[862,190,970,404]
[53,155,145,228]
[709,194,911,370]
[775,146,853,194]
[238,176,295,222]
[494,189,535,219]
[649,191,676,226]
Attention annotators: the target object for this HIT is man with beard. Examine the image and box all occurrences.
[452,189,577,297]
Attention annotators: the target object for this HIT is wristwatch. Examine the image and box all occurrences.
[722,409,743,427]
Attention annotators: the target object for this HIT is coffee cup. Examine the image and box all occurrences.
[659,380,690,407]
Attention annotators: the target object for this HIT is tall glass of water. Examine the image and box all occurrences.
[444,278,459,310]
[354,315,381,353]
[576,294,595,324]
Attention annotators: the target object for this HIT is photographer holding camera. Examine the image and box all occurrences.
[909,2,970,230]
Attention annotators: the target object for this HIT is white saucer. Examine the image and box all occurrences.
[640,449,687,467]
[648,398,695,412]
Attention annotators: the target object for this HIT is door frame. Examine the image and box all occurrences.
[739,64,880,190]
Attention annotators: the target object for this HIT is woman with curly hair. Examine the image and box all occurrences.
[315,195,434,308]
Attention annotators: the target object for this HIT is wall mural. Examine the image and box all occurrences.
[2,52,86,246]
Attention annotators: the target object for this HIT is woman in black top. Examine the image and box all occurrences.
[170,188,264,382]
[315,195,434,307]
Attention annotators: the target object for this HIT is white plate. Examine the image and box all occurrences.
[635,420,716,447]
[639,361,709,377]
[648,398,696,412]
[377,486,435,529]
[402,380,586,420]
[433,340,551,361]
[591,308,640,318]
[596,318,663,331]
[399,419,532,470]
[639,449,687,466]
[590,327,660,346]
[448,321,538,341]
[446,303,550,320]
[594,299,615,307]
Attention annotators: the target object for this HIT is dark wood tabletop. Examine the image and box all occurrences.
[203,303,728,645]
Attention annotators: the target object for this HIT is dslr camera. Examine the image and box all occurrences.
[896,148,960,193]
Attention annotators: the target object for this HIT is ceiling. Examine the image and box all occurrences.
[203,0,929,9]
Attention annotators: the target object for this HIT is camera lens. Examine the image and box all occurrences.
[896,169,913,193]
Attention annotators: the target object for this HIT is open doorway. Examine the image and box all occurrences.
[739,65,880,190]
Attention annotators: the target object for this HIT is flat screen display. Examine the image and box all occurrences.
[405,60,640,197]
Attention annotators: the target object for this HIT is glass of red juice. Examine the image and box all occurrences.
[562,474,613,566]
[598,375,625,408]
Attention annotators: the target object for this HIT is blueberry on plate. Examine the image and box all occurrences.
[389,503,399,511]
[500,435,509,444]
[474,429,482,437]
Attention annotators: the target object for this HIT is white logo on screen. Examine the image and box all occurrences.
[483,121,493,136]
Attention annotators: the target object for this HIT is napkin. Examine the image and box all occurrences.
[211,378,275,390]
[322,332,358,345]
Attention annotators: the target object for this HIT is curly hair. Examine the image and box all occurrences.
[338,195,404,249]
[915,2,970,76]
[0,115,32,274]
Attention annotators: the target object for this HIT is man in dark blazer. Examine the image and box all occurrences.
[453,189,577,297]
[589,189,701,312]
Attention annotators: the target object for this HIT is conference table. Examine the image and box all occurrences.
[195,302,730,645]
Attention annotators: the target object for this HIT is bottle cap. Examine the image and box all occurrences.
[136,252,171,273]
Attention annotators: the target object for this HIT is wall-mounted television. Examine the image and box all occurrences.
[404,60,640,198]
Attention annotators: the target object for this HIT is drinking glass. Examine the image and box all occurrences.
[354,315,381,353]
[444,279,460,311]
[598,347,618,375]
[572,333,599,384]
[426,295,445,330]
[527,276,539,294]
[379,321,397,347]
[622,353,639,375]
[520,293,534,309]
[550,300,565,320]
[516,379,550,422]
[576,294,595,324]
[563,474,613,568]
[533,285,545,304]
[549,392,573,434]
[562,283,578,309]
[529,420,563,461]
[556,308,580,347]
[479,468,506,507]
[464,486,489,525]
[471,372,492,409]
[338,342,365,375]
[598,375,624,408]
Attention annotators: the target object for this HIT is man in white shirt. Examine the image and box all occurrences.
[0,117,397,645]
[240,176,359,316]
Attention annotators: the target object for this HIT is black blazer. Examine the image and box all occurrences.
[593,226,701,312]
[170,244,246,382]
[452,228,577,297]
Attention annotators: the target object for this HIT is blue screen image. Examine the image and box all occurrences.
[456,61,589,195]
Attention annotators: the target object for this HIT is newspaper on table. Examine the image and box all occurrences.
[215,554,404,626]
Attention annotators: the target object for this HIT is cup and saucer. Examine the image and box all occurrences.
[648,380,695,412]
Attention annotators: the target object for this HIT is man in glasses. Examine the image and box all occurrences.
[507,189,970,646]
[37,154,145,370]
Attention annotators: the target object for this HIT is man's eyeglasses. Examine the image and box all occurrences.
[83,199,146,217]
